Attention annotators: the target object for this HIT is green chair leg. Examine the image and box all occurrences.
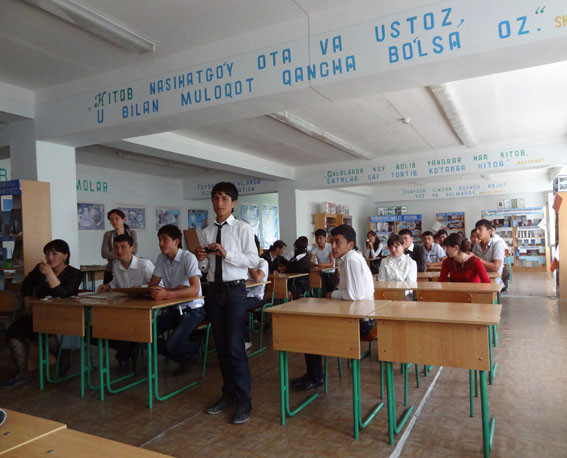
[469,369,474,417]
[337,358,342,377]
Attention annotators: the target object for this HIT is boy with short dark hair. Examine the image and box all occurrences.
[291,224,374,392]
[399,228,427,272]
[148,224,204,376]
[310,228,335,294]
[196,182,259,424]
[98,233,155,373]
[421,231,447,268]
[473,219,506,286]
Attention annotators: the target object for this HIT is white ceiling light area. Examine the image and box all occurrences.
[450,61,567,146]
[0,0,309,89]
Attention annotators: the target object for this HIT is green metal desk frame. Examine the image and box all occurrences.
[278,351,384,439]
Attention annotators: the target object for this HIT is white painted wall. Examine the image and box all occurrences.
[36,142,79,261]
[295,189,373,251]
[373,192,549,236]
[77,164,186,265]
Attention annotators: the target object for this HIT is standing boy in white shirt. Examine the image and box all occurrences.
[196,182,259,425]
[148,225,204,376]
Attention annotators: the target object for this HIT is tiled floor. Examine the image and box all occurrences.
[1,271,565,457]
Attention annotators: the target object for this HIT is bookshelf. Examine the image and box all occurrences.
[367,214,422,242]
[481,207,549,270]
[0,180,52,289]
[553,193,567,300]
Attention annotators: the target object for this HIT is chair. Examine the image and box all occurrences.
[195,320,213,379]
[247,290,275,358]
[0,290,19,329]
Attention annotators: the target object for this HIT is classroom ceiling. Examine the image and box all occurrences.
[1,0,566,185]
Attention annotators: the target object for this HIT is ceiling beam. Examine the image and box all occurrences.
[268,111,374,160]
[105,132,295,181]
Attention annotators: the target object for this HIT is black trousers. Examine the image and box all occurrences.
[206,283,251,406]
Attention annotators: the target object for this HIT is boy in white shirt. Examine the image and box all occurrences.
[291,225,374,392]
[98,233,155,373]
[310,229,336,294]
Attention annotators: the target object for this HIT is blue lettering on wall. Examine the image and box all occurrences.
[282,56,356,86]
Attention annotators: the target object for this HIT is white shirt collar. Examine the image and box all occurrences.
[216,214,236,226]
[118,255,139,271]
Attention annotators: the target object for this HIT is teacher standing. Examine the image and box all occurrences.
[101,208,138,284]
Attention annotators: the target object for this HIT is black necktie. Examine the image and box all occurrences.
[405,249,411,255]
[215,222,226,284]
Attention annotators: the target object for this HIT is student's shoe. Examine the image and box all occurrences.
[57,350,71,378]
[206,396,236,415]
[292,378,324,392]
[0,375,28,388]
[172,355,198,377]
[290,374,308,387]
[232,404,251,424]
[244,341,252,351]
[118,359,131,376]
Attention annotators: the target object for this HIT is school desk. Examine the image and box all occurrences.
[268,272,309,300]
[267,297,391,439]
[3,428,171,457]
[368,300,501,457]
[88,293,204,408]
[308,267,335,297]
[0,409,66,455]
[373,281,503,304]
[32,297,89,397]
[417,271,500,283]
[79,265,106,291]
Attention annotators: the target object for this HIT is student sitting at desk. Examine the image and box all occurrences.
[148,225,204,376]
[281,236,310,299]
[1,240,81,388]
[378,234,417,282]
[422,230,447,269]
[260,240,286,274]
[291,224,375,392]
[473,219,506,288]
[439,233,490,283]
[365,230,384,275]
[311,229,336,294]
[98,233,155,373]
[399,229,427,272]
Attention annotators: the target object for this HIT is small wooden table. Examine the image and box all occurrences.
[0,409,66,455]
[369,301,501,457]
[268,272,309,300]
[79,265,106,291]
[3,428,170,457]
[417,271,500,283]
[267,297,391,438]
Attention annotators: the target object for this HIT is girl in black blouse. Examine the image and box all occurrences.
[1,239,81,388]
